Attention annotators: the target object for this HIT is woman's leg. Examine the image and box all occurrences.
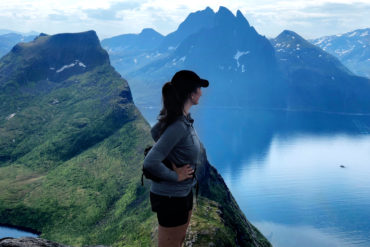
[180,209,193,247]
[157,209,193,247]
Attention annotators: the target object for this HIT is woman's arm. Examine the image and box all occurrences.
[150,121,162,142]
[143,121,187,182]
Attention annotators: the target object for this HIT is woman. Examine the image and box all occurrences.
[143,70,209,247]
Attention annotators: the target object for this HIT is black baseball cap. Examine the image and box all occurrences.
[171,70,209,88]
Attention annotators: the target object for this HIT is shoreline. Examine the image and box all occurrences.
[0,223,41,236]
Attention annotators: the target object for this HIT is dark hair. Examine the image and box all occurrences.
[157,81,199,136]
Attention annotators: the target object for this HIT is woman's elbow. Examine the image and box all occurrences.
[143,158,153,170]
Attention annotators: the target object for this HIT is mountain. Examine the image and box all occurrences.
[310,28,370,78]
[101,28,166,76]
[126,6,284,110]
[0,29,38,36]
[0,31,270,246]
[111,6,370,121]
[158,6,216,51]
[271,30,370,113]
[0,33,36,58]
[100,7,220,78]
[102,28,164,52]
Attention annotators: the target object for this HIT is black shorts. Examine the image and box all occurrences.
[150,189,193,227]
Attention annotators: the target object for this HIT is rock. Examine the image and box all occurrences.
[0,237,71,247]
[0,237,110,247]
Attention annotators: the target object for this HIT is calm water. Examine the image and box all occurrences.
[143,106,370,247]
[0,226,38,238]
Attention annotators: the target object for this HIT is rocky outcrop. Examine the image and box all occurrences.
[0,237,109,247]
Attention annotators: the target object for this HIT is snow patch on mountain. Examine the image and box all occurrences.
[6,113,16,120]
[360,31,368,37]
[348,32,357,37]
[234,50,250,68]
[78,62,86,68]
[313,38,326,46]
[56,60,86,73]
[335,46,355,56]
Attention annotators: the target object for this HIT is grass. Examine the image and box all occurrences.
[0,33,271,246]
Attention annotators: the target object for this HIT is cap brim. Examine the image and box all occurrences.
[199,79,209,87]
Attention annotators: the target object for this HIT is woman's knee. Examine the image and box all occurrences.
[158,224,185,247]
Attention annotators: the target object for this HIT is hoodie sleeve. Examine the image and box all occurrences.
[143,120,187,182]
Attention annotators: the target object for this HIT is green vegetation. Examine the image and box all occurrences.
[0,32,270,246]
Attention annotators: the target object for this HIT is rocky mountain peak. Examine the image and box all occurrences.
[2,30,109,83]
[214,6,251,30]
[276,30,305,42]
[236,10,250,27]
[216,6,235,18]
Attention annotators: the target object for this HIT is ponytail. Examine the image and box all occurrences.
[158,82,186,136]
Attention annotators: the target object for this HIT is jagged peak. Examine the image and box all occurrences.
[183,6,215,23]
[171,6,216,36]
[216,6,235,18]
[236,10,250,27]
[214,6,252,29]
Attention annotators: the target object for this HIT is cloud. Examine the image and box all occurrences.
[48,13,69,21]
[0,0,369,39]
[84,1,142,20]
[238,1,370,38]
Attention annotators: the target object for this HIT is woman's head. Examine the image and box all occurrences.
[158,70,209,133]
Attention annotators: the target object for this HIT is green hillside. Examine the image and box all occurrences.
[0,31,270,246]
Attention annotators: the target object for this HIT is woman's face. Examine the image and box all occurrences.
[190,87,202,105]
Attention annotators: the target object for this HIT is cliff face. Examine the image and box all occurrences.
[182,146,271,247]
[0,31,270,246]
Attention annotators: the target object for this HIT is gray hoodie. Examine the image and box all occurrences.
[143,113,202,197]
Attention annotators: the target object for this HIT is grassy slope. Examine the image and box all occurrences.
[0,37,270,247]
[0,61,155,245]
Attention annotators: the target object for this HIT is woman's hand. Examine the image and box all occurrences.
[171,162,194,182]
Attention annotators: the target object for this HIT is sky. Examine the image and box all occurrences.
[0,0,369,40]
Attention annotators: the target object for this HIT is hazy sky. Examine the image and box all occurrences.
[1,0,369,40]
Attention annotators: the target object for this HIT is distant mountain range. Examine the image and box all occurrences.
[270,30,370,113]
[101,28,166,75]
[0,31,270,246]
[0,33,36,58]
[105,6,285,110]
[101,6,370,121]
[310,28,370,78]
[0,29,38,36]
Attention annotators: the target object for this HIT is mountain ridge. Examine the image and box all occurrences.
[309,28,370,78]
[100,6,370,120]
[1,30,109,85]
[0,30,271,246]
